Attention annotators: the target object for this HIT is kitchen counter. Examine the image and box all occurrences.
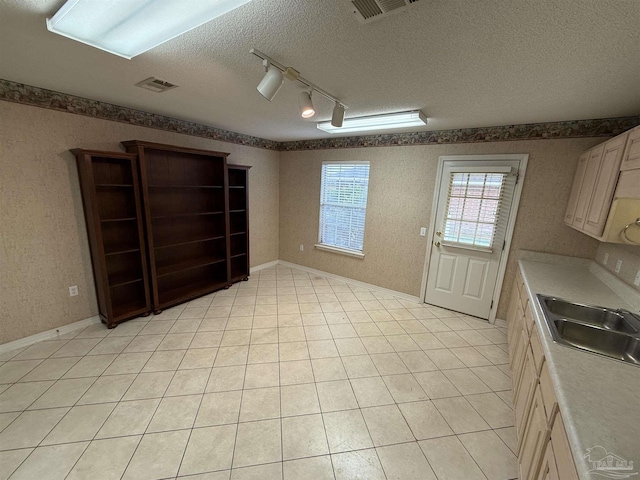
[518,252,640,479]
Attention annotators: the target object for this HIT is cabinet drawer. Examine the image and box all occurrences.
[550,413,579,480]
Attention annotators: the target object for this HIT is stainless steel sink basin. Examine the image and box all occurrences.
[543,297,638,334]
[537,295,640,366]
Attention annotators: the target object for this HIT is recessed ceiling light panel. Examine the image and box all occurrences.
[47,0,253,59]
[317,110,427,134]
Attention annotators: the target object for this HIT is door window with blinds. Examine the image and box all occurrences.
[318,161,370,255]
[442,168,514,251]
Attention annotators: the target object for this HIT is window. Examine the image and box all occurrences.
[442,171,508,250]
[317,161,370,256]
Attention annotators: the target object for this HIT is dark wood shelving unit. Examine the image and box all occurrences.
[122,140,233,313]
[72,149,151,327]
[227,165,251,283]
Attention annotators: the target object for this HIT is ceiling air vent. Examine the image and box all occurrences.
[135,77,178,93]
[349,0,419,23]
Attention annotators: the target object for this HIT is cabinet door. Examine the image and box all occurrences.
[620,126,640,171]
[573,145,604,229]
[583,134,627,236]
[564,152,589,225]
[550,413,579,480]
[515,343,537,443]
[536,439,560,480]
[518,386,550,480]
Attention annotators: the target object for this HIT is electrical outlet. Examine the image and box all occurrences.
[603,253,609,265]
[634,270,640,287]
[615,260,622,273]
[299,244,304,252]
[420,227,427,236]
[69,285,78,296]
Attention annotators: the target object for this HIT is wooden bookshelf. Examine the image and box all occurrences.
[227,165,251,283]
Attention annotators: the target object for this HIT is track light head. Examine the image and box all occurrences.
[299,91,315,118]
[331,103,345,128]
[257,65,284,101]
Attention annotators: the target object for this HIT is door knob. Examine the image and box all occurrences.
[436,231,442,237]
[434,241,441,247]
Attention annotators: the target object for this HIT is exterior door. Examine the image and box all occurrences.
[424,158,521,319]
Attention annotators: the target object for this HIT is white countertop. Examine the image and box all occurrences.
[518,253,640,480]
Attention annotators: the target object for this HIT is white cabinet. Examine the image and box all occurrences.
[571,144,603,230]
[621,125,640,171]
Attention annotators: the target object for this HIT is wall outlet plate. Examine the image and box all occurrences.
[300,244,304,252]
[420,227,427,236]
[69,285,79,296]
[615,260,622,273]
[634,270,640,287]
[603,252,609,265]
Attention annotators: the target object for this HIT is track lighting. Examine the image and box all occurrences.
[299,91,315,118]
[331,102,345,128]
[256,61,284,101]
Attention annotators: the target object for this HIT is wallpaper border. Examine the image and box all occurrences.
[1,79,639,152]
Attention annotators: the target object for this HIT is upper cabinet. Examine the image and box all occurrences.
[564,125,640,244]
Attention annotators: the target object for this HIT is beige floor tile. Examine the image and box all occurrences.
[221,329,252,346]
[413,370,460,399]
[42,403,116,445]
[386,334,420,352]
[77,374,136,405]
[323,409,373,453]
[370,353,409,375]
[18,357,80,382]
[470,365,512,391]
[277,313,303,327]
[280,383,319,416]
[142,350,186,372]
[410,333,446,350]
[96,398,160,438]
[329,324,357,339]
[214,346,249,367]
[233,419,282,468]
[361,404,414,446]
[169,319,202,333]
[312,357,347,382]
[247,344,278,364]
[284,455,335,480]
[279,360,314,385]
[231,462,282,479]
[179,471,230,479]
[350,376,394,407]
[62,355,116,378]
[397,401,453,440]
[122,371,173,400]
[475,345,509,365]
[122,334,164,353]
[244,362,279,388]
[103,352,152,375]
[382,374,427,403]
[397,351,437,372]
[282,413,329,460]
[334,337,367,356]
[324,312,350,324]
[66,435,140,480]
[240,386,280,421]
[51,338,101,358]
[206,365,246,392]
[165,368,212,396]
[432,396,490,434]
[443,368,491,395]
[419,435,487,480]
[9,442,88,480]
[147,394,201,432]
[424,349,466,369]
[279,342,309,361]
[196,390,242,427]
[459,429,518,480]
[360,336,395,354]
[341,355,378,378]
[317,380,358,412]
[308,340,340,359]
[29,377,95,409]
[179,424,237,476]
[13,340,68,360]
[376,442,437,480]
[180,348,218,369]
[450,347,492,367]
[278,326,306,342]
[89,336,134,355]
[466,392,514,428]
[457,330,495,346]
[190,332,223,349]
[250,328,278,344]
[495,426,518,454]
[0,408,68,449]
[0,360,42,384]
[352,323,383,337]
[304,325,332,340]
[0,381,54,412]
[332,448,386,480]
[0,411,19,432]
[0,448,33,480]
[376,321,407,336]
[123,430,190,480]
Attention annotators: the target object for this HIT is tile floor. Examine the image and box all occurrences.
[0,266,519,480]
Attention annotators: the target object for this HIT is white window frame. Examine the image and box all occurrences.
[315,161,370,258]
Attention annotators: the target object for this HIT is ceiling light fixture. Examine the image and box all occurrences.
[299,91,315,118]
[317,110,428,134]
[250,48,346,120]
[47,0,253,59]
[257,61,284,101]
[331,102,345,128]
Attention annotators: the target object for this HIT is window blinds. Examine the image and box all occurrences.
[319,162,370,252]
[442,172,509,250]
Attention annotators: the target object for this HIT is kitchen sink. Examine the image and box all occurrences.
[537,295,640,366]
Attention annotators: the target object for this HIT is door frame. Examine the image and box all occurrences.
[419,154,529,323]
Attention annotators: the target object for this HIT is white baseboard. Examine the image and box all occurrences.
[494,318,507,328]
[277,260,421,304]
[0,316,101,355]
[250,260,279,274]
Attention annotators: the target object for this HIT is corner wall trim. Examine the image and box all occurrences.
[0,316,101,356]
[276,260,421,303]
[250,260,279,274]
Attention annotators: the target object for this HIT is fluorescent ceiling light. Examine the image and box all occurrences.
[47,0,252,59]
[317,110,427,134]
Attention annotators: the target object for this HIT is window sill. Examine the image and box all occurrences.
[314,243,365,259]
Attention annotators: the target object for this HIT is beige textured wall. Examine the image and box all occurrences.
[595,243,640,290]
[279,138,604,319]
[0,101,279,344]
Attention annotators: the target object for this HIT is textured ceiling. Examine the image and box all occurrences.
[0,0,639,141]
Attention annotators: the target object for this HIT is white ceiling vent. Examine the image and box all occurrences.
[135,77,178,93]
[349,0,419,23]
